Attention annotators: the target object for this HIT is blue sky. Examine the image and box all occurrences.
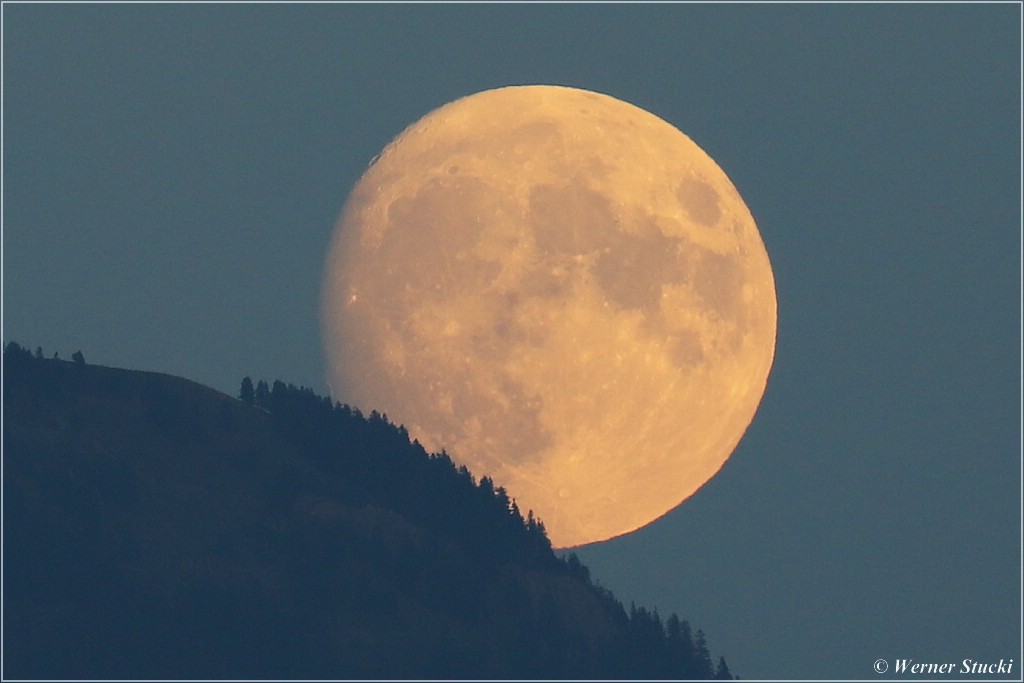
[4,4,1020,678]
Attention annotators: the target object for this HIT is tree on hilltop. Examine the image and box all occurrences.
[239,377,255,405]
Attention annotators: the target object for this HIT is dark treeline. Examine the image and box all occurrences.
[239,374,555,568]
[4,342,735,679]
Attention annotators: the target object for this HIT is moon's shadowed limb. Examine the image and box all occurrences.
[322,85,776,548]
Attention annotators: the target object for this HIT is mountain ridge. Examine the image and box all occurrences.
[3,342,735,679]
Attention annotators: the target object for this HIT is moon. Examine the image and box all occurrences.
[321,85,776,548]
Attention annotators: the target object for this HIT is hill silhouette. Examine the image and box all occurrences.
[3,342,735,679]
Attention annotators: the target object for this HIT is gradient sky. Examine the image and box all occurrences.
[4,4,1020,679]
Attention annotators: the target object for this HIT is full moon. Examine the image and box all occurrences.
[321,85,776,548]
